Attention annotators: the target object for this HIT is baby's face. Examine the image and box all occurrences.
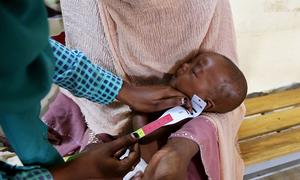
[170,53,228,100]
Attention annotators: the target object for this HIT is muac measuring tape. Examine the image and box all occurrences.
[132,95,207,139]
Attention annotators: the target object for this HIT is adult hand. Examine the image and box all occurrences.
[49,134,140,180]
[117,82,192,112]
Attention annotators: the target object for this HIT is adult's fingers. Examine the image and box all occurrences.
[154,97,190,111]
[117,143,140,175]
[182,98,193,112]
[108,134,137,154]
[114,147,128,159]
[129,143,140,168]
[162,87,193,111]
[161,86,186,98]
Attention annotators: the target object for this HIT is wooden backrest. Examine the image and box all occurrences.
[238,88,300,141]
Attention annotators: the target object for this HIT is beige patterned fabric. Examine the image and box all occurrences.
[60,0,131,135]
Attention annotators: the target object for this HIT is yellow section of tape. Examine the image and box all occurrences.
[134,128,145,139]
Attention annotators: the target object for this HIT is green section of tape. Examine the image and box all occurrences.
[65,153,80,162]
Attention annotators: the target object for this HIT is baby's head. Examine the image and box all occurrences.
[170,52,247,113]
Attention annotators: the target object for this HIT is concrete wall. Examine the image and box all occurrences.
[230,0,300,93]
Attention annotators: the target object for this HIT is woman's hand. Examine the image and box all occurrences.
[117,82,192,113]
[49,134,140,180]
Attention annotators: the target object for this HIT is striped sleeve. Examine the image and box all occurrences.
[49,38,123,104]
[0,161,52,180]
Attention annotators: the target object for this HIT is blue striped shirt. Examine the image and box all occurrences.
[50,38,123,104]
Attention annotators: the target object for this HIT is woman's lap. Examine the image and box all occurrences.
[43,92,221,179]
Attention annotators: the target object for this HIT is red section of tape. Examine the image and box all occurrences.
[141,114,173,135]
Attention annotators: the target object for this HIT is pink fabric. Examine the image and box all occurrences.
[42,93,88,156]
[42,93,117,155]
[170,117,220,180]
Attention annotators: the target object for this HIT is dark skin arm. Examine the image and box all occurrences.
[131,112,191,163]
[49,134,140,180]
[117,82,192,113]
[132,111,191,144]
[131,113,167,162]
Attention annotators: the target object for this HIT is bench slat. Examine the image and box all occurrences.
[245,88,300,116]
[238,107,300,140]
[239,127,300,165]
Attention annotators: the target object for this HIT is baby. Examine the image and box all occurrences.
[169,51,247,113]
[131,51,247,162]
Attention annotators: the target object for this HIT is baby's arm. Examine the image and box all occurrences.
[131,112,185,143]
[131,113,161,162]
[131,112,190,162]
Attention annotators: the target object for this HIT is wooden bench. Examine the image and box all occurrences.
[238,87,300,171]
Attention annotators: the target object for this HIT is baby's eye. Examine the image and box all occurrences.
[192,65,204,77]
[192,69,197,77]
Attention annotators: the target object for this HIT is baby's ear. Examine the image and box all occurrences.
[204,98,215,112]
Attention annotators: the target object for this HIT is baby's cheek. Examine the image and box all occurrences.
[178,83,194,98]
[171,75,194,97]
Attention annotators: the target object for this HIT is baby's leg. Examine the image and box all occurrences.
[142,116,220,180]
[142,137,200,180]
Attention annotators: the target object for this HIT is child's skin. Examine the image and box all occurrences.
[131,52,247,179]
[169,51,247,113]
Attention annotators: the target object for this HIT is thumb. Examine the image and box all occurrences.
[108,134,137,154]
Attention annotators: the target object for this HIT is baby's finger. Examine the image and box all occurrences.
[162,87,186,97]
